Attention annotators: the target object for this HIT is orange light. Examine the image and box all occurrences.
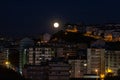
[5,61,10,65]
[106,68,112,73]
[100,74,105,79]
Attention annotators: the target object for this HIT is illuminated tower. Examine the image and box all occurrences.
[19,38,34,74]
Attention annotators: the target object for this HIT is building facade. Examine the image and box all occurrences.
[23,64,48,80]
[69,59,87,78]
[27,47,55,65]
[105,50,120,75]
[87,48,105,75]
[49,61,71,80]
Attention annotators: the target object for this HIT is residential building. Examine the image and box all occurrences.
[27,47,55,65]
[87,48,105,75]
[69,59,87,78]
[23,63,48,80]
[105,50,120,75]
[48,60,71,80]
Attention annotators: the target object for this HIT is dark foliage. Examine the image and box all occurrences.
[50,30,97,44]
[9,49,19,68]
[0,65,25,80]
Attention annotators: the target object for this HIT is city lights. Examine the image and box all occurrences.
[100,74,105,79]
[0,22,120,80]
[106,68,112,73]
[5,61,10,68]
[5,61,10,65]
[1,0,120,79]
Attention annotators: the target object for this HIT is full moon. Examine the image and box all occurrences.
[53,22,59,28]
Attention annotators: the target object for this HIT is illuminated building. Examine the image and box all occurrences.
[27,47,55,65]
[104,31,113,41]
[69,59,87,78]
[87,48,105,75]
[19,38,34,74]
[84,23,120,42]
[64,23,85,33]
[63,48,77,59]
[105,50,120,75]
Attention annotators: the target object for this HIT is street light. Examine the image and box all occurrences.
[100,74,105,80]
[5,61,10,65]
[5,61,10,68]
[106,68,112,73]
[106,68,113,76]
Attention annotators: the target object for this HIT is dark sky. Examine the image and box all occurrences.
[1,0,120,36]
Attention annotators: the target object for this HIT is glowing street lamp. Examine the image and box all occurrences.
[106,68,112,73]
[95,69,98,73]
[5,61,10,68]
[106,68,113,76]
[100,74,105,80]
[5,61,10,65]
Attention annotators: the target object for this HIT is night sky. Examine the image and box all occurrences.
[1,0,120,36]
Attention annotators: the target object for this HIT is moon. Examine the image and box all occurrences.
[53,22,59,28]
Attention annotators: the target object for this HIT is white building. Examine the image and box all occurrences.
[28,47,55,65]
[105,50,120,75]
[87,48,105,75]
[69,59,87,78]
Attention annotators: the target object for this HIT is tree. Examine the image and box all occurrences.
[0,65,25,80]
